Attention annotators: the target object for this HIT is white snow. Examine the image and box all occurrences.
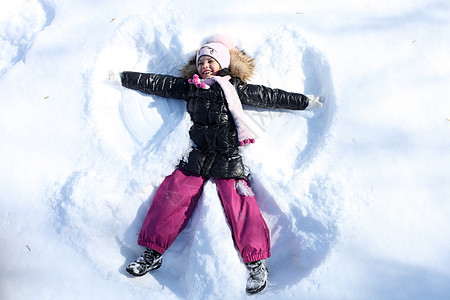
[1,0,449,299]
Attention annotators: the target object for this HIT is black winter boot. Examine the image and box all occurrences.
[245,260,268,294]
[126,248,162,277]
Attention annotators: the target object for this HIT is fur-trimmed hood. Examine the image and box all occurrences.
[180,47,255,83]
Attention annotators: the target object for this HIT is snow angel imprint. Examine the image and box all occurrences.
[111,34,324,295]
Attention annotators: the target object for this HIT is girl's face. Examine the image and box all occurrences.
[197,56,221,79]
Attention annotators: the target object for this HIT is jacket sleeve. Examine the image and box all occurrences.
[121,71,191,100]
[234,78,309,110]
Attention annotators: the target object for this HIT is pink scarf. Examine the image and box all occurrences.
[188,74,255,146]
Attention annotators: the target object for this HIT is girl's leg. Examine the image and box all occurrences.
[138,168,206,254]
[215,179,271,263]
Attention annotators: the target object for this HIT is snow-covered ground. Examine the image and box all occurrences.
[1,0,449,299]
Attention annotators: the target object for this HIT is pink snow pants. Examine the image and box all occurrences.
[138,168,271,263]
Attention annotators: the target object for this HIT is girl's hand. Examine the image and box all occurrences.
[306,95,325,109]
[108,70,123,85]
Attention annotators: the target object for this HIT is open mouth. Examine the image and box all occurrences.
[201,70,212,77]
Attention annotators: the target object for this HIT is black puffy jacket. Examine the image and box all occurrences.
[121,71,309,179]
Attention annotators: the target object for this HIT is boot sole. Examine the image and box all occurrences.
[246,281,266,295]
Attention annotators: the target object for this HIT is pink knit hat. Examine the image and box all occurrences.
[196,42,231,69]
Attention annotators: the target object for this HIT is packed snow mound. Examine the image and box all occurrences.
[0,0,54,77]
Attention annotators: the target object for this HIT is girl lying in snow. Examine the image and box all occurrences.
[111,34,323,294]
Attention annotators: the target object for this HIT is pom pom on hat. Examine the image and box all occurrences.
[206,33,236,50]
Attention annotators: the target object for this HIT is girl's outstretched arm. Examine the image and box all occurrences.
[234,79,311,110]
[121,71,191,100]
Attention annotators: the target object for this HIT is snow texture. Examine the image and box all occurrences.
[1,0,449,299]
